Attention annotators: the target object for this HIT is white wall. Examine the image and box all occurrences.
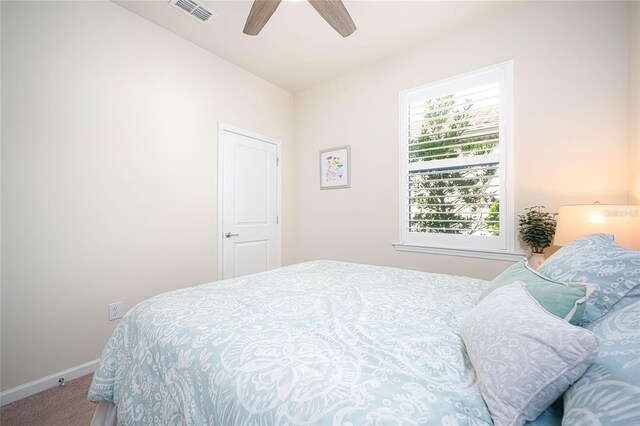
[292,1,630,279]
[0,1,293,391]
[2,0,635,395]
[630,1,640,204]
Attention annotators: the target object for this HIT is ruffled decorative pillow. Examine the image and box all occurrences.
[461,282,599,426]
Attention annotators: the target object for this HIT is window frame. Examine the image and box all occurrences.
[396,61,517,259]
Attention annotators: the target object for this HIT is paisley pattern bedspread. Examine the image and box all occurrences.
[88,261,496,425]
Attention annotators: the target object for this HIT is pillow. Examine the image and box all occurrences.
[480,260,594,325]
[538,233,640,325]
[563,300,640,425]
[609,284,640,313]
[461,282,599,426]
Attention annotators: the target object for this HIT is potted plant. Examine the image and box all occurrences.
[518,206,558,268]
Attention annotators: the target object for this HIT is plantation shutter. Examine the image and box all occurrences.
[399,63,513,251]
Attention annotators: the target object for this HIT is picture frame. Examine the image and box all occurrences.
[319,146,351,190]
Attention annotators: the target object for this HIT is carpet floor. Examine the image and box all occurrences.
[1,374,96,426]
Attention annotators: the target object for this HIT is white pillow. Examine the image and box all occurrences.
[460,282,599,426]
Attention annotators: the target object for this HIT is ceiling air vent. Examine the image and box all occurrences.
[169,0,216,24]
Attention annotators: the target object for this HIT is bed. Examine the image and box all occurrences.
[89,260,529,425]
[88,234,640,425]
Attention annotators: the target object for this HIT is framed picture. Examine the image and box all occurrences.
[320,146,350,190]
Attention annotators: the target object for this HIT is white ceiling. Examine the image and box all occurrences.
[116,1,522,92]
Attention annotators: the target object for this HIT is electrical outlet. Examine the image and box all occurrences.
[108,302,123,321]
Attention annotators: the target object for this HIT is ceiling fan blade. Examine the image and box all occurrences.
[243,0,283,36]
[307,0,356,37]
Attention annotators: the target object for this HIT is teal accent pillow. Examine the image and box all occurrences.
[480,260,594,325]
[563,300,640,424]
[538,233,640,326]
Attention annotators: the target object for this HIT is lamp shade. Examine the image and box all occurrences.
[554,204,640,249]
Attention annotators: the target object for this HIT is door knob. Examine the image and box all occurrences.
[225,232,239,238]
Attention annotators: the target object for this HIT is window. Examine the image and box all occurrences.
[397,62,514,256]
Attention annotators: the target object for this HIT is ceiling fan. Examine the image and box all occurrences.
[243,0,357,37]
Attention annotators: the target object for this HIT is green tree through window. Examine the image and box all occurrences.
[408,94,501,236]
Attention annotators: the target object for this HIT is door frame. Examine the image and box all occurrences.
[217,122,282,280]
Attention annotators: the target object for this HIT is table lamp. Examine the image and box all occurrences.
[554,204,640,249]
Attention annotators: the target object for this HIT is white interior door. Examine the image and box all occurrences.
[219,125,280,279]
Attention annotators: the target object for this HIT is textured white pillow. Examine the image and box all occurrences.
[461,282,599,426]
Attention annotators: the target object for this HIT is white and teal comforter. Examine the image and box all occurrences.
[88,261,545,425]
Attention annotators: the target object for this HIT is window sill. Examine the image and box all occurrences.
[392,242,524,262]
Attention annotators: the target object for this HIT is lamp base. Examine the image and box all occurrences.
[528,253,546,269]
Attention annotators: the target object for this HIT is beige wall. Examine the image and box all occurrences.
[630,1,640,204]
[292,1,630,279]
[0,1,293,391]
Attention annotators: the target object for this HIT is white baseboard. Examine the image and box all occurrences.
[0,358,100,406]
